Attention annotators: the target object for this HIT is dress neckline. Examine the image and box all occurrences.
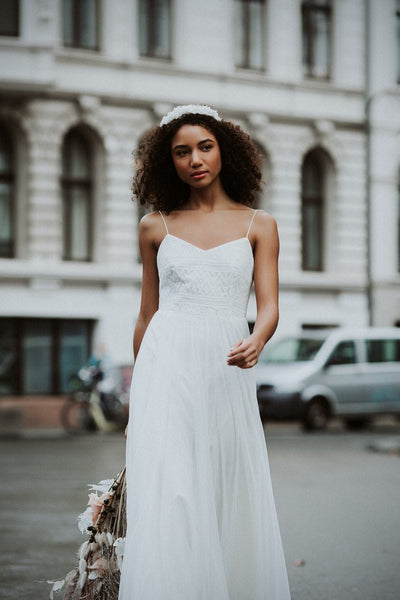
[158,233,254,256]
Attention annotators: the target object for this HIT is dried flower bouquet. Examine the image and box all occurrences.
[48,465,126,600]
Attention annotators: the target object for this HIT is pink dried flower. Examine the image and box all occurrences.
[87,492,111,524]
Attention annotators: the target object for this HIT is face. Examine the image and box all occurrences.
[170,125,221,187]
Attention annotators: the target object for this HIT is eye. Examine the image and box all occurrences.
[201,144,213,151]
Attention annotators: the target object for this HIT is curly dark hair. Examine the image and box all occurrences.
[132,112,265,214]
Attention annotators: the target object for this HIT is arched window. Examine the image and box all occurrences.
[0,124,15,258]
[301,149,327,271]
[61,128,93,261]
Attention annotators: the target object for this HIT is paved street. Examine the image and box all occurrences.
[1,420,399,600]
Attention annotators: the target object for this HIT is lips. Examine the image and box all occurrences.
[191,171,207,177]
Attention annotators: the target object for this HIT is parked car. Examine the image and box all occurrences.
[255,327,400,431]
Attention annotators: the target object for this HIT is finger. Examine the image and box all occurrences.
[227,347,255,362]
[228,338,243,351]
[228,344,250,357]
[238,358,256,369]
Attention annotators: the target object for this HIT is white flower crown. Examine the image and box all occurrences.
[159,104,221,127]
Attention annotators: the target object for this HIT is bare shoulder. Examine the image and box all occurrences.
[254,209,278,235]
[138,210,165,246]
[139,210,161,231]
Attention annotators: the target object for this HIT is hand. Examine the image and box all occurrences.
[226,334,263,369]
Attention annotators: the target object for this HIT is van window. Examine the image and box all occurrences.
[366,339,400,363]
[326,341,357,366]
[259,337,325,364]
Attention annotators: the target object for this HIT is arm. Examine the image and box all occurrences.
[226,211,279,369]
[125,212,161,438]
[132,212,161,363]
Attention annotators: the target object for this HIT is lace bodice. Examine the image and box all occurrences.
[156,210,259,319]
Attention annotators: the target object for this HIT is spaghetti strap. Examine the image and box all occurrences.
[246,208,259,238]
[158,210,169,234]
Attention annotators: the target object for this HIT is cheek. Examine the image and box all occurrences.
[211,151,221,170]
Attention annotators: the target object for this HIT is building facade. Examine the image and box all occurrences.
[0,0,399,397]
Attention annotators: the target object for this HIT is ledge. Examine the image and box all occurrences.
[0,258,142,285]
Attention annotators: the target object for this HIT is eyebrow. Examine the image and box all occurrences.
[172,138,215,151]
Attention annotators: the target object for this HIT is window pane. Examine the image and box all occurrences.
[367,339,400,363]
[0,182,12,256]
[22,321,52,394]
[62,130,92,261]
[398,183,400,271]
[328,341,357,365]
[153,0,170,57]
[302,1,331,77]
[302,4,311,73]
[303,156,322,196]
[63,0,98,49]
[260,337,325,363]
[0,319,18,395]
[248,1,264,69]
[59,321,90,393]
[138,0,149,55]
[0,132,13,173]
[234,1,245,66]
[397,1,400,82]
[235,0,264,69]
[313,8,330,77]
[139,0,170,57]
[302,152,324,271]
[64,133,90,178]
[80,0,98,49]
[302,203,322,270]
[69,186,90,260]
[0,0,19,37]
[62,0,73,45]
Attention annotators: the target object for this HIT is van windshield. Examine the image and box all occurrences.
[259,337,325,364]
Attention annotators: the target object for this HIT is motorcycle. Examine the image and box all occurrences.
[61,362,128,433]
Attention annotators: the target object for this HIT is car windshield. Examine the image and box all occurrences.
[258,337,326,364]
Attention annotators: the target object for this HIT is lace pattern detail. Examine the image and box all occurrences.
[157,235,254,319]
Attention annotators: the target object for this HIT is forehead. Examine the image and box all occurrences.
[171,124,216,147]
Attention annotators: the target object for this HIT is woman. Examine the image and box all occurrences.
[119,104,291,599]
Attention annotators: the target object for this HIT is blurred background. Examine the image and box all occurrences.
[0,0,400,426]
[0,2,400,599]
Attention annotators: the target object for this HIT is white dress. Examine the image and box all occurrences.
[118,208,291,600]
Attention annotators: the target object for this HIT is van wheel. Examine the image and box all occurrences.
[302,399,329,431]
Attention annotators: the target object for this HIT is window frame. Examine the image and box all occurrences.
[301,0,332,80]
[0,0,19,37]
[301,150,325,272]
[62,0,100,51]
[0,124,15,258]
[325,340,358,367]
[138,0,172,60]
[61,129,93,262]
[0,318,94,396]
[234,0,266,71]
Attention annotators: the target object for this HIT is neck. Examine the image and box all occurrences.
[185,178,232,212]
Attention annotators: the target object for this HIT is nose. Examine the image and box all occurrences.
[190,149,202,166]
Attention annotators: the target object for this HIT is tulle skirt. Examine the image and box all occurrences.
[118,308,291,600]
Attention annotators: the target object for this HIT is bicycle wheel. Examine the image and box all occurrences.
[61,395,96,433]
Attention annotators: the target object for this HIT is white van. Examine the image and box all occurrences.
[255,327,400,430]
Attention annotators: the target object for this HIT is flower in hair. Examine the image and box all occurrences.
[160,104,221,127]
